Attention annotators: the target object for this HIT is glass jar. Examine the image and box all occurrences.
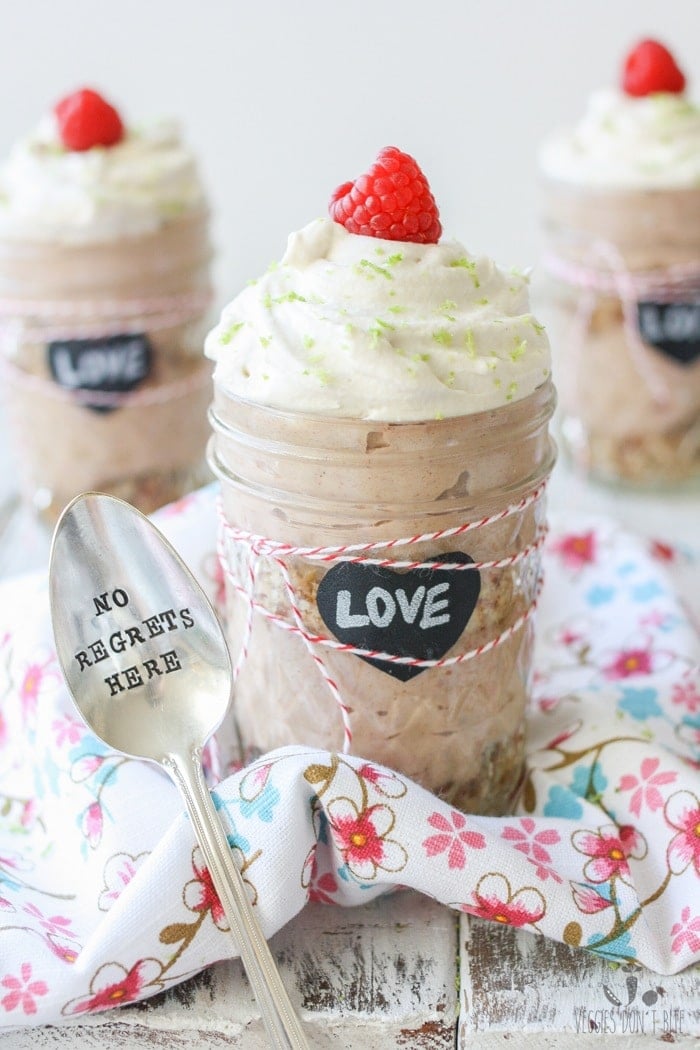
[540,180,700,486]
[209,380,557,815]
[0,211,213,523]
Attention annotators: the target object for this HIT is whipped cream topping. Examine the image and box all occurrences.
[0,115,207,242]
[206,218,551,421]
[540,88,700,189]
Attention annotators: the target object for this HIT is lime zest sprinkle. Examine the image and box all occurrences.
[316,369,332,386]
[528,316,546,334]
[219,321,245,345]
[477,297,489,306]
[411,352,431,362]
[486,355,498,371]
[265,290,307,308]
[446,370,456,387]
[505,381,518,402]
[434,410,444,421]
[450,257,480,287]
[387,252,404,265]
[493,377,502,388]
[510,339,527,362]
[303,335,315,349]
[432,328,453,347]
[464,329,476,359]
[357,258,393,280]
[388,304,406,314]
[260,335,272,348]
[439,299,458,321]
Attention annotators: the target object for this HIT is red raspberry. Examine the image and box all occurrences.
[329,146,441,244]
[54,88,124,152]
[622,39,686,97]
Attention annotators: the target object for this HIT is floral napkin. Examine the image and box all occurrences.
[0,484,698,1028]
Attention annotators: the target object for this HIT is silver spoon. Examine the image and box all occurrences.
[49,492,310,1050]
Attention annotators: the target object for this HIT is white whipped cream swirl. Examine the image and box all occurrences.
[0,115,207,242]
[540,88,700,189]
[206,218,551,421]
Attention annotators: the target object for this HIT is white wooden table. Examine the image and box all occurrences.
[0,442,698,1048]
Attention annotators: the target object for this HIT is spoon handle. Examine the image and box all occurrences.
[163,750,311,1050]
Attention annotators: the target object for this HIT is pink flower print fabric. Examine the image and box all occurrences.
[0,487,698,1030]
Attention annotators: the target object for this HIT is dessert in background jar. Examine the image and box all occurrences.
[539,39,700,486]
[0,88,213,523]
[207,147,556,815]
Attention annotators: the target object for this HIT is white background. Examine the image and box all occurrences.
[0,0,698,309]
[0,0,697,573]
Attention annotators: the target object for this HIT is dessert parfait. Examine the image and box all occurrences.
[207,147,556,815]
[539,39,700,485]
[0,88,213,522]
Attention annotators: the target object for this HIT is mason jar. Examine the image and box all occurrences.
[0,210,213,523]
[540,181,700,486]
[209,379,556,815]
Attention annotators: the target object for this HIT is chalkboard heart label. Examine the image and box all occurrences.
[637,301,700,365]
[48,332,153,413]
[316,552,481,682]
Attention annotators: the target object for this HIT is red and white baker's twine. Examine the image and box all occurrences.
[543,244,700,408]
[217,483,548,753]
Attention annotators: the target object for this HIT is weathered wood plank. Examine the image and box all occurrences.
[0,893,459,1049]
[459,914,700,1047]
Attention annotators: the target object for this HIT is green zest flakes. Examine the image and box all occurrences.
[432,328,452,347]
[369,318,396,347]
[356,258,393,280]
[219,321,245,345]
[264,290,307,309]
[450,257,480,288]
[510,339,527,362]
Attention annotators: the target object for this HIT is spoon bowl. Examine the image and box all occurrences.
[49,492,310,1050]
[50,493,230,761]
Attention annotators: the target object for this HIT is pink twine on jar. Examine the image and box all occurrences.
[0,287,213,342]
[542,243,700,409]
[216,483,548,754]
[0,354,212,409]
